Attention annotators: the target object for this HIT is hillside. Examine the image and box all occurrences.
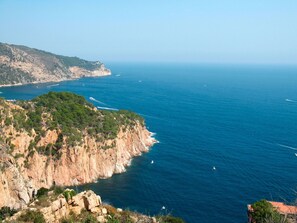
[0,92,156,209]
[0,43,111,86]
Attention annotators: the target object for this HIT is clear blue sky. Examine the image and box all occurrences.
[0,0,296,64]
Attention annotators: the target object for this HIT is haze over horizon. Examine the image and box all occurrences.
[0,0,296,64]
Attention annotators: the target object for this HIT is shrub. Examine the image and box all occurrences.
[18,210,46,223]
[63,189,77,202]
[157,215,185,223]
[60,210,97,223]
[0,206,17,221]
[53,186,64,195]
[36,187,50,198]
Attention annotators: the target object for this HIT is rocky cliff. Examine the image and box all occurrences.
[0,92,156,209]
[3,189,184,223]
[0,42,111,87]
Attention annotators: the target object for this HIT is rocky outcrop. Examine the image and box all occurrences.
[6,189,159,223]
[0,42,111,87]
[0,146,34,209]
[0,94,156,209]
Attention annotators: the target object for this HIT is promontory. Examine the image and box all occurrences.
[0,92,156,209]
[0,42,111,87]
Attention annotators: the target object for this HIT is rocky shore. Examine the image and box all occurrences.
[2,188,183,223]
[0,93,156,209]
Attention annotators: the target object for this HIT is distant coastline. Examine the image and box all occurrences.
[0,42,111,87]
[0,72,111,88]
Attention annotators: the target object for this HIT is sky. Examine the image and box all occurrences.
[0,0,297,64]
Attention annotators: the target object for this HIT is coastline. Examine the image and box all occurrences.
[0,72,111,88]
[0,94,157,208]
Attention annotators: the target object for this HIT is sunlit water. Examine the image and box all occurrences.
[1,63,297,223]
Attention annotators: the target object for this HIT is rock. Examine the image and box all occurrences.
[90,207,101,213]
[69,206,82,215]
[72,192,85,207]
[51,197,67,212]
[117,208,123,212]
[97,215,106,223]
[18,190,30,205]
[84,190,101,210]
[102,208,107,215]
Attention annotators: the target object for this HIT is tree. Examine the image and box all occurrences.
[251,200,287,223]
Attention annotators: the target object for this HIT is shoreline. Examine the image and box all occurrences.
[0,72,111,88]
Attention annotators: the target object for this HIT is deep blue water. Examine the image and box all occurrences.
[1,63,297,223]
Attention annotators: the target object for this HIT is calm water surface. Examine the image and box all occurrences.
[1,63,297,223]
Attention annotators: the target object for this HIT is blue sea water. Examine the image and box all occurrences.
[1,63,297,223]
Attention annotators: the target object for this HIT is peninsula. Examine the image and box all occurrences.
[0,92,156,209]
[0,43,111,87]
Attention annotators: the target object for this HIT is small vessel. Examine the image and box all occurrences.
[151,160,154,164]
[213,166,216,171]
[295,153,297,157]
[161,206,166,210]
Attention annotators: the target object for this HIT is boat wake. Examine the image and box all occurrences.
[285,99,297,103]
[89,97,107,105]
[277,144,297,150]
[97,106,118,111]
[47,83,60,88]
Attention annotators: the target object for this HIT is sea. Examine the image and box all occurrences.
[1,63,297,223]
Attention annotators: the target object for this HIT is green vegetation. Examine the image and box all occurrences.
[251,200,287,223]
[2,92,144,160]
[18,210,46,223]
[0,42,106,85]
[60,210,98,223]
[157,215,185,223]
[62,189,77,202]
[56,55,101,70]
[0,206,17,221]
[36,186,64,199]
[0,64,35,85]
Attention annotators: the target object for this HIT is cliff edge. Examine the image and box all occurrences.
[0,92,156,209]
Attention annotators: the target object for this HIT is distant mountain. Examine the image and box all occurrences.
[0,42,111,86]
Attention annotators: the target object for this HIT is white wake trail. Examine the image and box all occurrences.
[285,99,297,103]
[97,106,118,111]
[89,97,107,105]
[277,144,297,151]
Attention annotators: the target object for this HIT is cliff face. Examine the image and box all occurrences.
[0,42,111,86]
[0,93,156,209]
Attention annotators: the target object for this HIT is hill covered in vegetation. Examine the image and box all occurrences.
[0,92,155,209]
[0,42,111,86]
